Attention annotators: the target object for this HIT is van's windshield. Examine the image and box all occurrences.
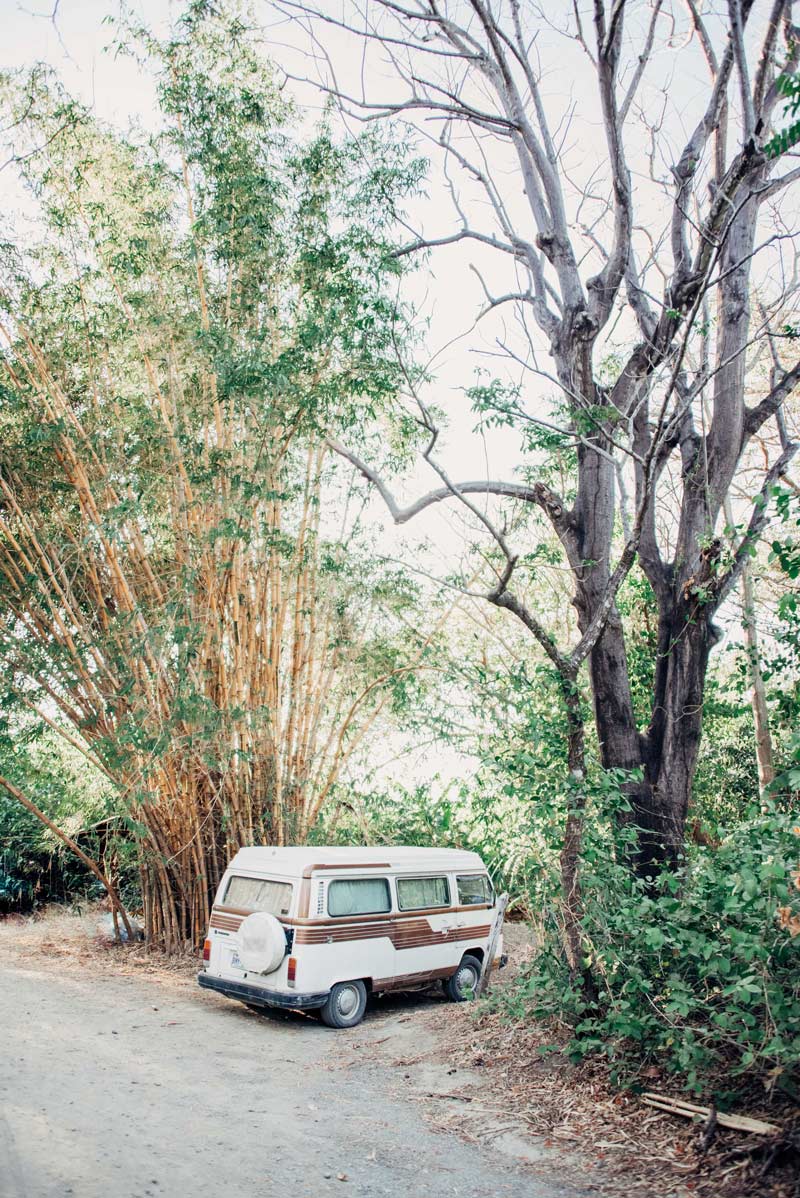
[223,875,293,916]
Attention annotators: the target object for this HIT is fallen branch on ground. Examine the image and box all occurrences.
[641,1092,781,1136]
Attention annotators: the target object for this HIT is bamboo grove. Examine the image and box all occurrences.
[0,7,426,948]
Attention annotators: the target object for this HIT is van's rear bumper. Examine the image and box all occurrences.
[198,972,328,1011]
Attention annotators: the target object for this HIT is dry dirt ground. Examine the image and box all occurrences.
[0,910,582,1198]
[0,911,795,1198]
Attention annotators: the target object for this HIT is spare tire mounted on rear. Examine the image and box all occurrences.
[236,911,287,974]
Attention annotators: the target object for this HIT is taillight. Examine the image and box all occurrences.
[202,938,211,962]
[287,956,297,988]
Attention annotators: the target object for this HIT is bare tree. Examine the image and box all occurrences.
[277,0,800,881]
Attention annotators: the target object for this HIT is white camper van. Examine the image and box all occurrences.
[197,845,506,1027]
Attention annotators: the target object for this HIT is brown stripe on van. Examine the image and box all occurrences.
[393,928,491,950]
[210,906,303,930]
[210,904,493,936]
[296,921,492,942]
[293,924,393,944]
[294,922,491,949]
[373,967,454,991]
[291,903,492,926]
[294,911,396,927]
[394,903,493,917]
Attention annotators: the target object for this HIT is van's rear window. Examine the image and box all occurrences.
[223,876,293,916]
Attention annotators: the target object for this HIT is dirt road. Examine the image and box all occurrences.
[0,954,581,1198]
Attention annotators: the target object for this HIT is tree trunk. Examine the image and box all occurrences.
[572,442,655,867]
[741,560,775,793]
[584,609,652,817]
[557,674,594,994]
[575,184,768,873]
[645,594,716,867]
[584,607,716,875]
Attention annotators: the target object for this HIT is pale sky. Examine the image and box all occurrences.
[0,0,540,609]
[1,0,794,640]
[2,0,796,800]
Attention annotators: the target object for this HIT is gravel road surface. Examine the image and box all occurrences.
[0,961,582,1198]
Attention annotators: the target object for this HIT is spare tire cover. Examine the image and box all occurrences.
[237,912,286,975]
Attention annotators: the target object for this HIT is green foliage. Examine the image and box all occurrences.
[510,813,800,1099]
[615,569,658,730]
[771,483,800,582]
[692,677,761,824]
[316,654,619,912]
[313,779,545,908]
[0,2,431,943]
[359,606,799,1097]
[467,373,578,495]
[764,73,800,159]
[0,723,115,911]
[755,487,800,795]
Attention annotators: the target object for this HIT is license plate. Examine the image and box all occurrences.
[230,951,243,970]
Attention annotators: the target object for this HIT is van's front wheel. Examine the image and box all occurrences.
[320,980,367,1028]
[444,955,482,1002]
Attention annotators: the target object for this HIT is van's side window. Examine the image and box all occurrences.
[456,874,493,906]
[397,876,450,911]
[328,877,391,917]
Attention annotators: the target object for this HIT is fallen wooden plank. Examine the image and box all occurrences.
[644,1093,780,1134]
[641,1092,781,1136]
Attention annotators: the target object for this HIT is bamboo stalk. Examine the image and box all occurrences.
[0,88,451,951]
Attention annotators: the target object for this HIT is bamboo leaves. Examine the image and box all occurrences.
[0,3,423,948]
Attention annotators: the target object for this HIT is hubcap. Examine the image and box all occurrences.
[456,965,478,996]
[336,985,360,1017]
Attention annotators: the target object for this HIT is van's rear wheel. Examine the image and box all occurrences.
[444,955,482,1002]
[320,980,367,1028]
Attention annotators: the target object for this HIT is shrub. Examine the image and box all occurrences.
[0,791,103,912]
[0,725,118,913]
[512,812,800,1100]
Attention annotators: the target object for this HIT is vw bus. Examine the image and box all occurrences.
[197,845,506,1027]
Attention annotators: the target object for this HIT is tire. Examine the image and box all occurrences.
[320,980,368,1029]
[237,911,286,975]
[444,954,482,1002]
